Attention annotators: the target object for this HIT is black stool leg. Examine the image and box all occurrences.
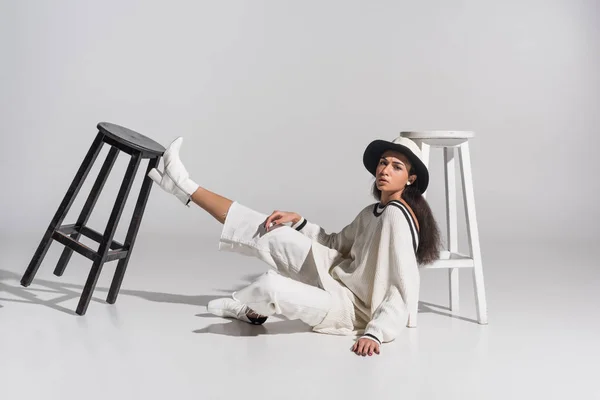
[21,133,105,287]
[107,156,159,304]
[54,146,120,277]
[76,151,142,315]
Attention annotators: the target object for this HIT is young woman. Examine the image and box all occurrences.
[148,135,441,357]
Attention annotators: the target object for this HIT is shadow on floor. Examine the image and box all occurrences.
[0,268,481,326]
[0,268,234,315]
[194,313,312,336]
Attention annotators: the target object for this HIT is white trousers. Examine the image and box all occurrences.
[218,201,334,327]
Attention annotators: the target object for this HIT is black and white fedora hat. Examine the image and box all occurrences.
[362,135,429,194]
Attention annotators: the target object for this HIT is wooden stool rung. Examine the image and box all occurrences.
[106,249,129,262]
[52,230,99,261]
[79,226,124,250]
[56,224,125,251]
[58,223,79,235]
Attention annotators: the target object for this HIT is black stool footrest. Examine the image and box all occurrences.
[55,224,129,262]
[57,223,124,248]
[105,249,129,262]
[52,230,100,261]
[79,225,124,250]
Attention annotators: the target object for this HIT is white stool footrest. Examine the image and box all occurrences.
[420,250,475,269]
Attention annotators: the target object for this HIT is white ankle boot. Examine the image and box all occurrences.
[207,297,268,325]
[148,137,200,207]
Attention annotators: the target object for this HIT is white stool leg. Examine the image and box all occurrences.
[409,140,430,327]
[458,142,488,324]
[419,142,431,199]
[444,147,460,313]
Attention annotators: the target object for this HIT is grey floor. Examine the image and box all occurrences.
[1,233,597,400]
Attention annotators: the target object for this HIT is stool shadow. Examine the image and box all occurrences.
[417,301,479,324]
[0,269,229,315]
[0,269,480,325]
[193,313,311,336]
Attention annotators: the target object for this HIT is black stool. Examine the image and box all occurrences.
[20,122,165,315]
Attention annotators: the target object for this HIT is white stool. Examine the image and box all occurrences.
[401,131,488,326]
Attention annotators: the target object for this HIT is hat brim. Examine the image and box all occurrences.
[363,140,429,194]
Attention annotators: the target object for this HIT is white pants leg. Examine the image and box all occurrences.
[218,201,332,327]
[233,270,332,326]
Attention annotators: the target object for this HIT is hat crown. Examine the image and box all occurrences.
[390,136,423,162]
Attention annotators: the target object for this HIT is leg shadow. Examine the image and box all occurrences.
[194,312,312,337]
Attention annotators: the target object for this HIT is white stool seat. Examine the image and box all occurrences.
[401,130,474,147]
[400,130,488,327]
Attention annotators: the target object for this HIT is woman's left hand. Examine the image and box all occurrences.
[351,337,380,356]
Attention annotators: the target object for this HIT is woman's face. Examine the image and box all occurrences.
[376,150,415,192]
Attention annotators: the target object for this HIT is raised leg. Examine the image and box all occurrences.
[189,186,233,225]
[458,142,488,324]
[107,156,159,304]
[54,146,120,276]
[444,147,460,313]
[147,136,232,223]
[76,151,142,315]
[21,133,104,287]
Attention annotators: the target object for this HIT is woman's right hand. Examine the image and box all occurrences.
[264,210,301,231]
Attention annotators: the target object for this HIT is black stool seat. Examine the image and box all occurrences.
[21,122,165,315]
[98,122,165,157]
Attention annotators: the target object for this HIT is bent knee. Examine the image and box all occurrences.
[254,270,285,294]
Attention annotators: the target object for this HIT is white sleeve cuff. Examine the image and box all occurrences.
[291,216,305,230]
[360,334,381,345]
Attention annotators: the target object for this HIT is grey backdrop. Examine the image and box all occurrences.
[1,0,598,253]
